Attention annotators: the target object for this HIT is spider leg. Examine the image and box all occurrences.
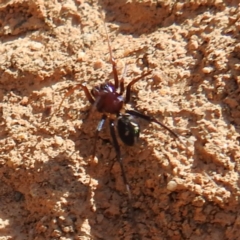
[48,84,94,124]
[103,22,119,89]
[119,64,127,95]
[86,114,107,206]
[125,70,152,103]
[92,114,107,159]
[109,119,132,201]
[126,109,180,140]
[77,84,95,104]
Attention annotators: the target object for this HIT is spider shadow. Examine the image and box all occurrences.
[66,107,186,239]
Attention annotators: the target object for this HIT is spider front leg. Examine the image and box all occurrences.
[109,119,132,201]
[119,64,127,95]
[103,22,119,89]
[48,83,94,124]
[125,70,152,103]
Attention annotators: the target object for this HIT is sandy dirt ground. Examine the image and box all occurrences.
[0,0,240,239]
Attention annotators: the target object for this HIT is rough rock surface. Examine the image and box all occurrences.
[0,0,240,239]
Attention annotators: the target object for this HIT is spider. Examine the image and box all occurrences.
[48,23,182,201]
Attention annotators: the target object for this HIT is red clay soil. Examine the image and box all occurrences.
[0,0,240,239]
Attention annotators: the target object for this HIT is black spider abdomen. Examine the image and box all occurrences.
[117,114,140,146]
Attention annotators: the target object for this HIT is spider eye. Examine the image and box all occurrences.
[117,114,140,146]
[99,83,115,93]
